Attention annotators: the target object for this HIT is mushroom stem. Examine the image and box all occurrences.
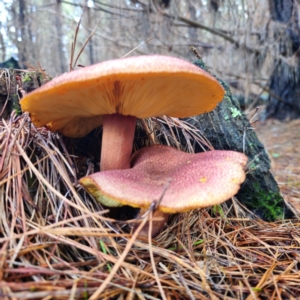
[134,209,169,238]
[101,113,136,171]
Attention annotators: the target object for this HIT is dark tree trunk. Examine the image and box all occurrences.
[265,0,300,120]
[83,0,95,65]
[187,2,197,42]
[87,7,95,65]
[55,0,66,73]
[27,4,36,62]
[186,59,293,221]
[0,22,6,61]
[18,0,27,66]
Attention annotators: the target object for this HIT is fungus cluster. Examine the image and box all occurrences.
[21,55,247,237]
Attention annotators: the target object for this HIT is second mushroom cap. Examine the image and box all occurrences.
[80,145,248,213]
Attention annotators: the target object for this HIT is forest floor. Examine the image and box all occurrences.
[1,114,300,299]
[254,119,300,216]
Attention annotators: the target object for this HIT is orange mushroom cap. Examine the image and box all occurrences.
[80,145,247,213]
[20,55,224,137]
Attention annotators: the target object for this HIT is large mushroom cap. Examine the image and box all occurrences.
[80,145,247,213]
[20,55,224,137]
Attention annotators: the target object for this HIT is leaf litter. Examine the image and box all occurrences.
[0,109,299,300]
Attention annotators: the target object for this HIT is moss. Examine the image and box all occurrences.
[249,162,257,171]
[212,204,225,218]
[230,107,242,118]
[192,59,209,72]
[22,73,32,83]
[246,183,285,221]
[12,94,22,115]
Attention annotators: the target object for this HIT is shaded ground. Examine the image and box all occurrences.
[255,119,300,215]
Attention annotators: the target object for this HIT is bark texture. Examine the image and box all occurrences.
[265,0,300,120]
[186,59,292,220]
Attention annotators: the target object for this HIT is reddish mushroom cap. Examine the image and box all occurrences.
[20,55,224,137]
[80,145,247,213]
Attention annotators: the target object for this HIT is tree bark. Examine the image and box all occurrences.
[18,0,27,67]
[186,59,293,221]
[87,7,95,65]
[265,0,300,120]
[55,0,67,73]
[0,22,6,61]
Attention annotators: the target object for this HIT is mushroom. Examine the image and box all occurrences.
[80,145,248,237]
[20,55,225,171]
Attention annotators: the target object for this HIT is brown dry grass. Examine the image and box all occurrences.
[0,112,299,300]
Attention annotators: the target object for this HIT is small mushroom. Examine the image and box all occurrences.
[20,55,224,171]
[80,145,248,236]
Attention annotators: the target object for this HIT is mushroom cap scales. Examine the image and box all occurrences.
[80,145,248,213]
[20,55,224,137]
